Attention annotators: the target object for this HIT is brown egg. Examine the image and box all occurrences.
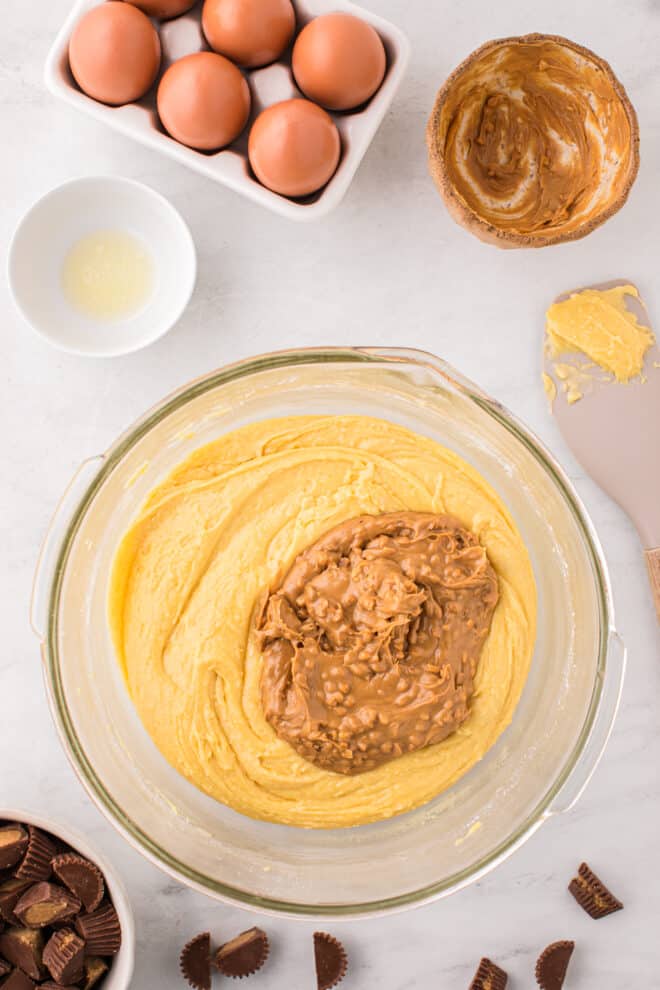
[248,99,341,197]
[157,51,250,150]
[69,2,161,106]
[127,0,197,18]
[292,13,386,111]
[202,0,295,68]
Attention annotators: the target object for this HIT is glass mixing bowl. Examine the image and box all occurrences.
[32,348,625,918]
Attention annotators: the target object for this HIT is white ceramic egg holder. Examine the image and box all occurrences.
[45,0,410,221]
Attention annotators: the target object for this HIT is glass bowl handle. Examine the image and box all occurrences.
[546,630,626,816]
[357,346,498,405]
[31,456,105,642]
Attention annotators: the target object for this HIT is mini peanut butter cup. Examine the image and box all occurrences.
[82,955,109,990]
[215,927,269,978]
[535,941,575,990]
[0,827,29,872]
[14,883,81,928]
[469,956,508,989]
[42,928,85,985]
[75,901,121,956]
[1,969,35,990]
[180,932,212,990]
[0,927,45,980]
[52,854,104,914]
[0,881,32,925]
[568,862,623,919]
[14,829,55,884]
[313,932,347,990]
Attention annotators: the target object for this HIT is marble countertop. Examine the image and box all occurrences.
[2,0,659,986]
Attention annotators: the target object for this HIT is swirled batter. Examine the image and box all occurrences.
[109,416,536,828]
[430,36,637,240]
[259,512,499,775]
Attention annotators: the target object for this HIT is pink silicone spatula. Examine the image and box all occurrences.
[543,280,660,621]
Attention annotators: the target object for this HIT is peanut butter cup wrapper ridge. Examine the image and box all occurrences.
[74,902,121,956]
[52,854,104,914]
[313,932,348,990]
[15,828,55,883]
[180,932,212,990]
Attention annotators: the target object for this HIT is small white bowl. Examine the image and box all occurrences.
[1,808,135,989]
[8,176,196,357]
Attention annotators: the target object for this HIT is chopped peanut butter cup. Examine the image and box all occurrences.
[14,883,81,928]
[0,827,29,872]
[75,902,121,956]
[313,932,347,990]
[0,821,122,990]
[215,927,269,978]
[0,881,32,925]
[43,928,85,985]
[568,862,623,919]
[82,956,109,990]
[52,854,105,914]
[0,927,45,981]
[14,829,55,884]
[469,956,508,989]
[1,970,35,990]
[427,34,639,248]
[535,941,575,990]
[180,932,212,990]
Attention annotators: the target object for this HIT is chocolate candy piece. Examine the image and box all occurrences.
[1,970,35,990]
[75,902,121,956]
[0,927,44,980]
[43,928,85,985]
[14,829,55,884]
[0,958,10,978]
[52,854,104,914]
[469,957,508,989]
[535,941,575,990]
[41,984,79,990]
[82,956,109,990]
[215,927,269,978]
[180,932,211,990]
[313,932,347,990]
[568,862,623,919]
[14,883,81,928]
[0,828,28,872]
[0,881,31,925]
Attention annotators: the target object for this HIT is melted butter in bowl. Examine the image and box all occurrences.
[8,176,196,357]
[427,34,640,247]
[62,229,154,322]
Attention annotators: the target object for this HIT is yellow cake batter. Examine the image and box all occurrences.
[109,416,537,828]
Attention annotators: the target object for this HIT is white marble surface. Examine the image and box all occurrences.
[2,1,659,987]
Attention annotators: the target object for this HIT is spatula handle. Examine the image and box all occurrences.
[645,548,660,623]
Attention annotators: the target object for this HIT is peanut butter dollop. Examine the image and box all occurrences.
[435,37,636,240]
[258,512,499,775]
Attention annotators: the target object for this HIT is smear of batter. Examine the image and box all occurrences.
[546,285,655,382]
